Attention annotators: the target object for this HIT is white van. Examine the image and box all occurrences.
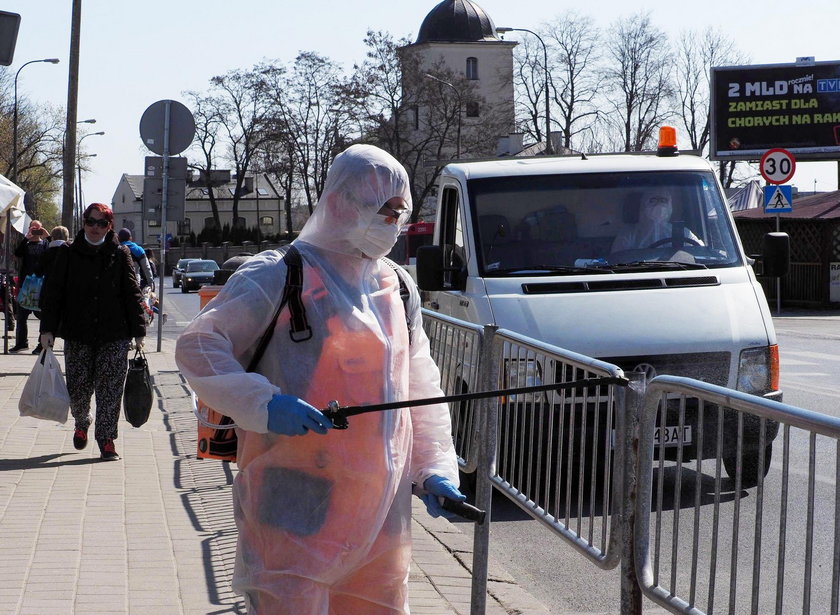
[416,131,789,484]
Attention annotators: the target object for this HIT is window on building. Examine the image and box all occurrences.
[178,218,191,235]
[413,105,420,130]
[148,219,160,227]
[204,216,218,230]
[466,57,478,80]
[466,101,480,118]
[260,216,273,226]
[257,187,269,196]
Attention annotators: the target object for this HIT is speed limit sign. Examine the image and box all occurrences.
[759,148,796,185]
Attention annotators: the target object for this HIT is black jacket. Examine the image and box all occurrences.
[14,237,48,280]
[40,230,146,343]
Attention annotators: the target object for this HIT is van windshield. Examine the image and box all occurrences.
[468,171,742,275]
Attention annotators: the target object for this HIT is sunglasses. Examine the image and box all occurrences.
[84,217,109,228]
[378,203,410,225]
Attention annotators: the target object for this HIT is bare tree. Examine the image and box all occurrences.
[207,67,276,225]
[544,12,601,150]
[262,53,348,213]
[675,27,747,155]
[0,77,63,219]
[344,30,412,157]
[183,91,225,230]
[508,34,550,145]
[602,12,674,152]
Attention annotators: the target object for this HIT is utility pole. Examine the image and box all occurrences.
[61,0,81,228]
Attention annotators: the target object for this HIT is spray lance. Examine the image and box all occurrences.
[322,376,628,524]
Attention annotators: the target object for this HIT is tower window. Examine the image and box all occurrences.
[466,101,480,118]
[466,57,478,80]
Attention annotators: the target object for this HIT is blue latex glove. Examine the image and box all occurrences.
[266,394,333,436]
[421,475,467,519]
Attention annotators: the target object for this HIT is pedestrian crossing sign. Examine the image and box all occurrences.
[764,185,793,213]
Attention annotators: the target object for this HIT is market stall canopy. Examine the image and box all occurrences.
[0,173,29,233]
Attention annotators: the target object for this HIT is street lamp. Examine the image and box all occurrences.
[424,73,462,158]
[496,27,552,154]
[12,58,60,183]
[76,131,104,228]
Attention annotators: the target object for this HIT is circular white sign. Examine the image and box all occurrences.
[759,148,796,185]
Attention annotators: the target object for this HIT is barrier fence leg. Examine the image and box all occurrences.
[470,325,499,615]
[620,371,646,614]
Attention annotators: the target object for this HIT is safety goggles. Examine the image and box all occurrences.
[84,217,109,228]
[378,203,410,225]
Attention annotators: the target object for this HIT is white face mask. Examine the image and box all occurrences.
[357,218,401,259]
[645,202,671,224]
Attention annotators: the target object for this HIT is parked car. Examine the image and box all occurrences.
[173,258,199,288]
[180,259,220,293]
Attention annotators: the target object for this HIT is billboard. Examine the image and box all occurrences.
[710,60,840,161]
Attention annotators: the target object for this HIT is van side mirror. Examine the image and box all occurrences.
[416,245,444,290]
[762,232,790,277]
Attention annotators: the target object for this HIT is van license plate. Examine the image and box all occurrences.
[653,425,692,447]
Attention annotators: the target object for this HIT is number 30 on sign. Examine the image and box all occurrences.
[760,148,796,185]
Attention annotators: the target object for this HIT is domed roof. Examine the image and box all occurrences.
[416,0,499,44]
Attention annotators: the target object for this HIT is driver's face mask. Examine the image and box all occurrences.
[644,197,672,224]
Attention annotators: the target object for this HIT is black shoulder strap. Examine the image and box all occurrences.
[245,245,311,372]
[282,245,312,343]
[382,258,415,347]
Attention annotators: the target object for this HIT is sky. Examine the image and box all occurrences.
[4,0,839,209]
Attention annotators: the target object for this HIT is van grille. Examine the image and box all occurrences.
[604,351,731,386]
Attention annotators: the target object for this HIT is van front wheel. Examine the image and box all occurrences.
[723,442,772,487]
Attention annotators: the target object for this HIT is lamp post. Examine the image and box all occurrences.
[5,58,58,354]
[424,73,462,158]
[12,58,60,183]
[496,27,552,154]
[76,131,104,229]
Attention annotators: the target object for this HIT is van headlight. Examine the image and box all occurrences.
[737,345,779,394]
[503,358,543,403]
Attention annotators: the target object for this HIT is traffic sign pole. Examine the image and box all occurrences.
[760,148,796,315]
[157,101,171,353]
[139,99,195,354]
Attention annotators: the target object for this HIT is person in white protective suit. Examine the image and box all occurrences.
[175,144,463,615]
[610,188,702,252]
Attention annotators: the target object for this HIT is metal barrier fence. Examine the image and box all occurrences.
[635,375,840,615]
[422,310,840,615]
[489,328,628,570]
[422,311,484,473]
[421,310,634,613]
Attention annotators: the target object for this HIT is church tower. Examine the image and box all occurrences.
[401,0,518,157]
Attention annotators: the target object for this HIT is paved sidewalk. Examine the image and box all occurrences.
[0,328,550,615]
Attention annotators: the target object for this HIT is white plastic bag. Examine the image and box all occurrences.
[18,347,70,423]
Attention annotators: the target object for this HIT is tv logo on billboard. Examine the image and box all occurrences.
[817,79,840,93]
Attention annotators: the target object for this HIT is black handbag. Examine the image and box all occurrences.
[124,349,153,427]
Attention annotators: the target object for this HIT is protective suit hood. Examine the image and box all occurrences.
[296,144,411,258]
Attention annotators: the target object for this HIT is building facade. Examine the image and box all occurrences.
[111,172,290,246]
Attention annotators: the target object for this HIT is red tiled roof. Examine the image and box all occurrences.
[732,190,840,220]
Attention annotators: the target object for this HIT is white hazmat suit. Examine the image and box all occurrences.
[175,144,459,614]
